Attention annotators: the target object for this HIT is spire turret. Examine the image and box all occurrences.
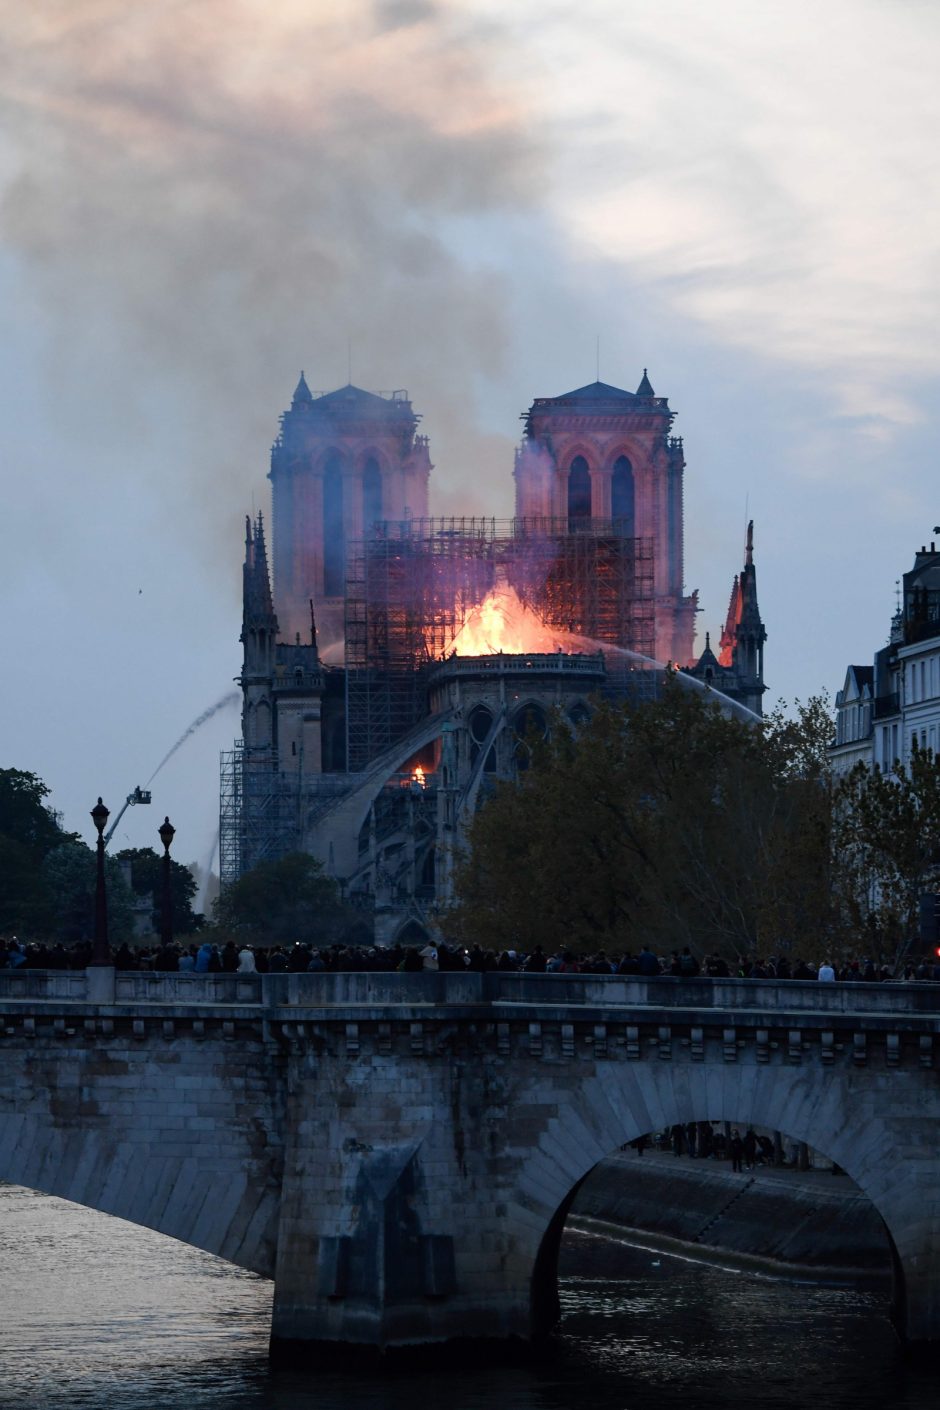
[636,368,655,396]
[291,371,313,407]
[242,512,278,632]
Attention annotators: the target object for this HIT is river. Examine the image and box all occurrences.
[0,1184,935,1410]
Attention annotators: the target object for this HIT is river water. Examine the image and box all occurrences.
[0,1184,935,1410]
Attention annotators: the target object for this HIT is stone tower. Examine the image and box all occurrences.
[514,372,696,665]
[240,513,279,759]
[268,374,432,652]
[238,512,326,872]
[687,520,767,716]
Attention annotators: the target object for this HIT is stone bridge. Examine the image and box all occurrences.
[2,970,940,1361]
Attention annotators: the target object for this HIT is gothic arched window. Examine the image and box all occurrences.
[612,455,635,535]
[567,455,592,524]
[363,456,382,534]
[323,453,345,596]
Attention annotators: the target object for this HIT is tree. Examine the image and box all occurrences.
[0,768,78,935]
[0,768,72,856]
[834,746,940,962]
[212,852,355,946]
[115,847,201,934]
[447,683,835,959]
[42,841,136,945]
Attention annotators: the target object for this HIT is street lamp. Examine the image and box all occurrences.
[158,816,175,946]
[90,797,110,966]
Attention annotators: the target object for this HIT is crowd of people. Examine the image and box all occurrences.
[1,935,938,980]
[632,1123,814,1175]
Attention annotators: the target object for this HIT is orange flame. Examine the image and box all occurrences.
[412,765,426,787]
[448,585,573,656]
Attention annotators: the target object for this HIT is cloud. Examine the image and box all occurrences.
[0,0,537,566]
[482,0,940,429]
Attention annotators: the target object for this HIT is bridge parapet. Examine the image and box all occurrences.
[1,969,939,1017]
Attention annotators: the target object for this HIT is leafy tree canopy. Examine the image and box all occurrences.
[42,841,136,945]
[0,768,80,936]
[834,746,940,961]
[447,683,835,960]
[0,768,76,859]
[115,847,201,933]
[212,852,356,946]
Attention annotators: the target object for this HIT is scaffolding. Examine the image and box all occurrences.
[218,741,302,884]
[510,518,655,655]
[344,518,656,771]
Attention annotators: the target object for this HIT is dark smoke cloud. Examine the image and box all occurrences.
[1,2,539,577]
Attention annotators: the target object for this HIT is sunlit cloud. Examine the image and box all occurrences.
[475,0,940,430]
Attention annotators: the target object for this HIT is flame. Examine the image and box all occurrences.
[448,584,573,656]
[412,765,426,787]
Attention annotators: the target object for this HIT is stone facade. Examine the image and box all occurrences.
[2,972,940,1359]
[514,374,695,665]
[269,376,432,649]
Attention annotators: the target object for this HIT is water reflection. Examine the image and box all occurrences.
[0,1186,935,1410]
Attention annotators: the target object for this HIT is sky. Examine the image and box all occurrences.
[3,0,940,897]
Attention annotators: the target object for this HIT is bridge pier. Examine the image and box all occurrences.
[268,1038,534,1359]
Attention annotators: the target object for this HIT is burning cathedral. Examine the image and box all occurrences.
[219,372,766,942]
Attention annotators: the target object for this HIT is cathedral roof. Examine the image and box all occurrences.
[523,374,670,434]
[284,381,417,426]
[315,383,407,413]
[549,380,639,403]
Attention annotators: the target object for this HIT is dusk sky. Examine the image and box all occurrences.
[3,1,939,896]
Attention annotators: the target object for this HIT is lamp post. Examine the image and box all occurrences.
[159,816,175,946]
[90,797,110,966]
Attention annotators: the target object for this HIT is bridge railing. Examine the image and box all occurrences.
[1,969,939,1014]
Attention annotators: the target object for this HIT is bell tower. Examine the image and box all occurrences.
[514,372,696,664]
[268,374,432,652]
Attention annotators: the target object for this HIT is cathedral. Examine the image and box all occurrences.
[220,371,766,943]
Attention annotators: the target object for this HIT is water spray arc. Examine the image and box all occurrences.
[147,692,240,786]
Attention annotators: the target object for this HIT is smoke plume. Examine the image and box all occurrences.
[1,2,537,572]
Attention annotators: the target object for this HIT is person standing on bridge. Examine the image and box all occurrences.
[818,959,836,981]
[637,945,660,976]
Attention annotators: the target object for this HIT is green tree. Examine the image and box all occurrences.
[447,683,835,960]
[834,746,940,962]
[0,768,72,855]
[212,852,355,946]
[42,841,136,945]
[115,847,201,934]
[0,768,78,935]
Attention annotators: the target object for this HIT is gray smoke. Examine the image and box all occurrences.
[0,2,538,572]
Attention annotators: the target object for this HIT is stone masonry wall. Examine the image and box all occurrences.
[0,1014,284,1276]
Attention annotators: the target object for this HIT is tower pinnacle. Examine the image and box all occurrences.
[292,371,313,407]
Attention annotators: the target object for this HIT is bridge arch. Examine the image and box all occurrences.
[519,1060,909,1343]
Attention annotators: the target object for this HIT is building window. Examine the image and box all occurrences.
[567,456,592,524]
[611,455,635,535]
